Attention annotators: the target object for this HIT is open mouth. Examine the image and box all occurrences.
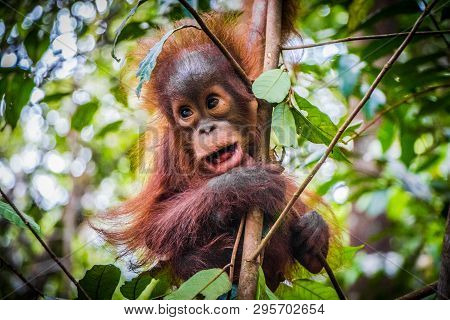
[204,142,243,174]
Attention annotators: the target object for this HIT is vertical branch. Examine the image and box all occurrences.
[437,206,450,299]
[237,0,283,300]
[237,207,264,299]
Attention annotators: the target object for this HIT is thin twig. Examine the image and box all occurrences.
[249,0,440,262]
[282,30,450,50]
[0,255,45,298]
[317,253,347,300]
[420,0,450,48]
[198,263,232,296]
[0,188,91,299]
[345,84,450,143]
[229,216,245,282]
[397,281,439,300]
[177,0,252,89]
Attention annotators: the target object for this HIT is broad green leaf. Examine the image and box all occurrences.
[147,266,173,299]
[96,120,123,138]
[0,201,41,235]
[252,69,291,103]
[290,97,348,162]
[256,267,278,300]
[275,279,339,300]
[341,245,364,267]
[293,93,337,138]
[77,264,121,300]
[164,268,231,300]
[71,101,99,131]
[120,272,152,300]
[272,102,297,147]
[136,25,191,97]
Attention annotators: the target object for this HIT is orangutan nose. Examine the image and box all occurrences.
[198,122,217,135]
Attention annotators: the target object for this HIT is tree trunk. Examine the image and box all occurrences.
[237,0,283,300]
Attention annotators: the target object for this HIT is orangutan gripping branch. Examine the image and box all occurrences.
[98,1,330,291]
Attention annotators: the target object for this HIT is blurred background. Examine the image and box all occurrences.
[0,0,449,299]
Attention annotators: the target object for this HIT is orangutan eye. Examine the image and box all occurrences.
[180,106,193,118]
[206,96,219,109]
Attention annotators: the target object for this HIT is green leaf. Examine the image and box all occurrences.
[120,272,152,300]
[164,268,231,300]
[252,69,291,103]
[71,101,99,131]
[112,0,149,62]
[275,279,339,300]
[147,266,173,299]
[24,28,50,63]
[293,93,337,138]
[96,120,123,138]
[256,267,278,300]
[136,25,191,97]
[0,201,41,235]
[341,245,364,267]
[77,264,121,300]
[291,95,348,162]
[272,102,297,147]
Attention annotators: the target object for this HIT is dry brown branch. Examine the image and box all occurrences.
[397,281,438,300]
[249,0,440,262]
[282,30,450,50]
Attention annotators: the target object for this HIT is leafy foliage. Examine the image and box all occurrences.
[252,69,291,103]
[0,201,41,235]
[164,268,231,300]
[120,272,152,300]
[77,264,121,300]
[275,279,339,300]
